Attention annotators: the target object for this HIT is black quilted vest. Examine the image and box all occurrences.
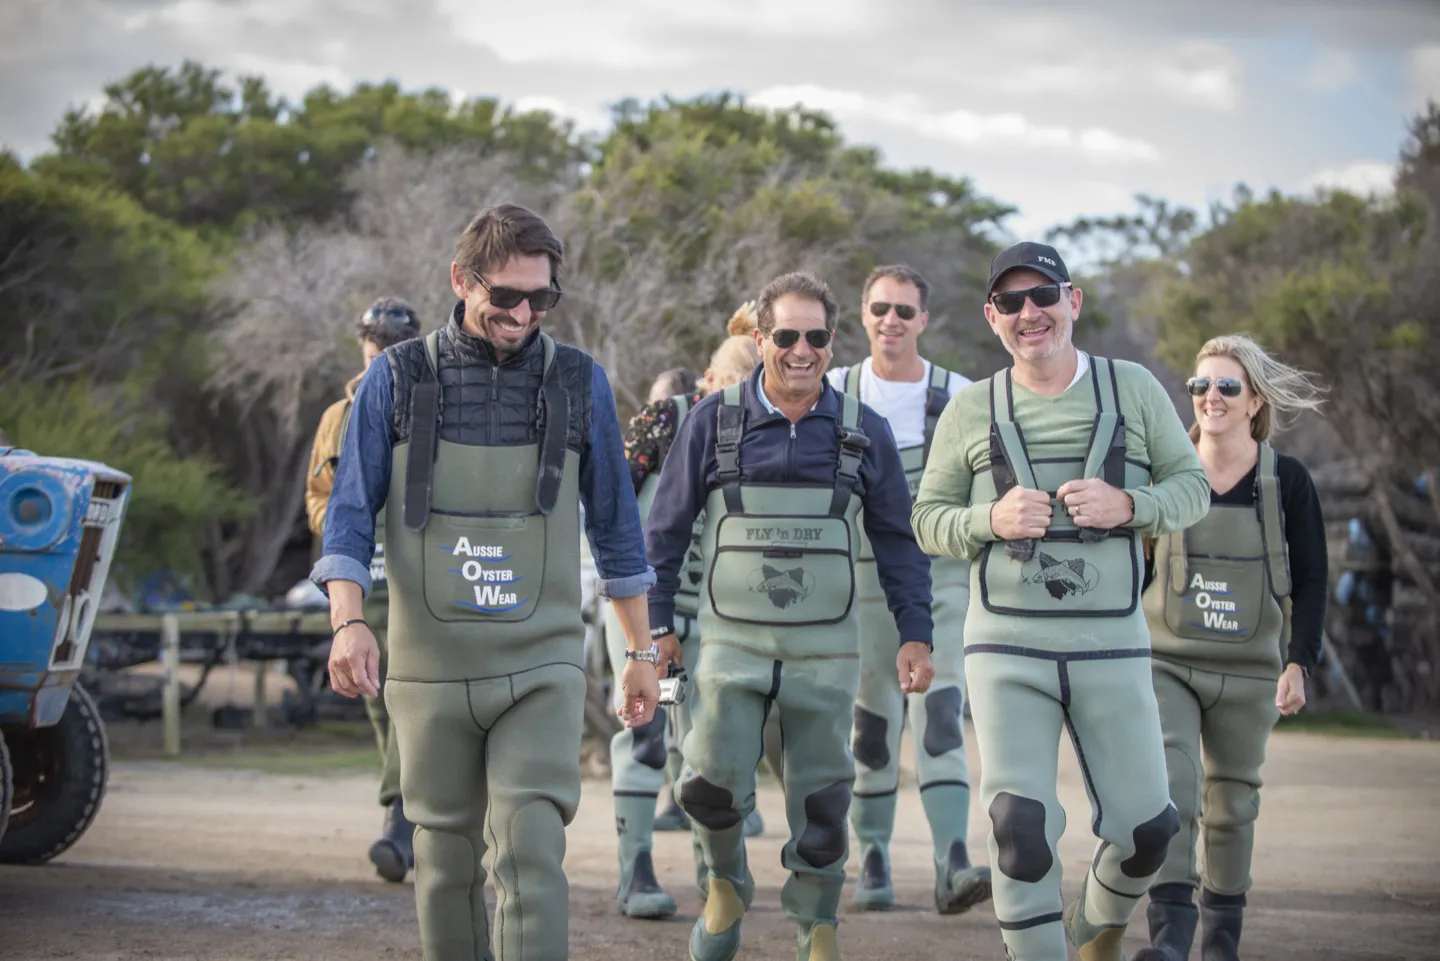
[386,302,593,453]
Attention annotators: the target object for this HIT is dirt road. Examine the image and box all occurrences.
[2,725,1437,961]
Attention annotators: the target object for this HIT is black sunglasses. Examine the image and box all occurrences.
[990,283,1071,315]
[470,270,563,312]
[361,305,416,328]
[868,301,919,321]
[768,328,833,350]
[1186,376,1245,398]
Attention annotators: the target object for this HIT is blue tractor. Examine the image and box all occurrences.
[0,447,132,863]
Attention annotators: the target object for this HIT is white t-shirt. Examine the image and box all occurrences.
[825,358,973,449]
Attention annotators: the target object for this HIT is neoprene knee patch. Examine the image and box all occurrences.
[851,705,889,771]
[631,708,668,771]
[679,776,742,830]
[1122,804,1181,879]
[989,792,1052,883]
[797,781,852,868]
[922,686,964,757]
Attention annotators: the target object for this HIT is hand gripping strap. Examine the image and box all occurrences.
[402,330,443,532]
[534,335,566,516]
[714,383,746,514]
[1256,442,1292,599]
[830,392,869,517]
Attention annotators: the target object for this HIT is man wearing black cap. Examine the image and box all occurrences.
[910,243,1209,961]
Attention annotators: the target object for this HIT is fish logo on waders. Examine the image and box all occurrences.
[1022,551,1100,600]
[748,564,815,610]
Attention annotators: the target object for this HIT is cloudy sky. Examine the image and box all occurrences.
[4,0,1439,238]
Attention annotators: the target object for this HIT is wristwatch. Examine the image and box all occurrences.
[626,642,661,665]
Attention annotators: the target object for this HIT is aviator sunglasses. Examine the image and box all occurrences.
[990,283,1071,315]
[868,301,919,321]
[360,304,417,328]
[470,270,563,312]
[1186,376,1245,398]
[768,328,833,350]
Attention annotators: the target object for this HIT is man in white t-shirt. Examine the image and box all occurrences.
[826,264,993,916]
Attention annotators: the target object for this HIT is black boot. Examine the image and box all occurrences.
[1198,889,1245,961]
[369,797,415,883]
[1132,884,1198,961]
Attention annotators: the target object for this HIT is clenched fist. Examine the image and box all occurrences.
[989,485,1053,540]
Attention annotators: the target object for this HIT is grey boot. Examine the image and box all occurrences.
[1132,885,1199,961]
[616,849,678,920]
[851,843,893,911]
[368,797,415,883]
[1199,890,1245,961]
[934,839,992,915]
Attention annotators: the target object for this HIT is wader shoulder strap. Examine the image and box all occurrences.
[1077,357,1128,544]
[922,363,950,465]
[402,331,443,532]
[1166,530,1188,596]
[714,383,746,514]
[535,334,566,516]
[831,393,869,517]
[672,392,691,427]
[1256,442,1292,598]
[988,372,1038,492]
[842,364,863,399]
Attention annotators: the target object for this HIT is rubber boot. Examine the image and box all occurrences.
[689,876,748,961]
[616,849,678,920]
[849,792,896,910]
[615,793,677,919]
[742,807,765,837]
[796,920,841,961]
[1133,884,1199,961]
[655,788,691,832]
[368,797,414,883]
[1064,885,1127,961]
[934,839,993,915]
[1199,890,1245,961]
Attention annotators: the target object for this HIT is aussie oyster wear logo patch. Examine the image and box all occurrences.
[1182,572,1243,634]
[442,536,527,614]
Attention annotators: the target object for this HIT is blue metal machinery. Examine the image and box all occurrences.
[0,446,132,862]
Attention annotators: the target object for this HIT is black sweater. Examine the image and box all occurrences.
[1145,451,1328,672]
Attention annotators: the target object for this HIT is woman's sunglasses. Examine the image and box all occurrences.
[360,305,417,328]
[1186,376,1245,397]
[471,270,563,312]
[769,328,833,350]
[990,283,1070,315]
[868,301,918,321]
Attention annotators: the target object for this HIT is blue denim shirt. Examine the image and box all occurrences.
[310,341,655,600]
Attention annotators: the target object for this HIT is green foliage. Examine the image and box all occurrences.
[0,381,252,592]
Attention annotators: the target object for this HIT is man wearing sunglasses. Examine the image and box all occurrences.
[823,265,991,917]
[645,271,936,961]
[910,242,1210,961]
[306,296,422,883]
[310,204,661,961]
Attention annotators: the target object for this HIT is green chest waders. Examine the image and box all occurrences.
[679,384,866,961]
[841,364,988,913]
[604,393,706,918]
[962,359,1181,961]
[380,331,588,961]
[1143,443,1290,913]
[339,402,402,808]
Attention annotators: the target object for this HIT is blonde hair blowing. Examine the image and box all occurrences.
[707,301,761,387]
[1189,334,1326,443]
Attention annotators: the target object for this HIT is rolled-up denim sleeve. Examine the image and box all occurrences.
[580,364,656,599]
[309,360,395,598]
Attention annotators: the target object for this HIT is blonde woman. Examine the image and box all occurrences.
[1138,335,1327,961]
[606,303,772,920]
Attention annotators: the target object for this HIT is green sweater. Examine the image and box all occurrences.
[912,357,1210,561]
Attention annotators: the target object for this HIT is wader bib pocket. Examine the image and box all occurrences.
[1161,554,1265,643]
[973,358,1149,618]
[423,511,546,622]
[707,512,855,625]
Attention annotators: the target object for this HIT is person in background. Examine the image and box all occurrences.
[305,296,421,883]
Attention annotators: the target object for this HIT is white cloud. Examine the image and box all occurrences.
[1300,160,1396,197]
[1152,43,1242,111]
[751,85,1161,165]
[1306,47,1358,93]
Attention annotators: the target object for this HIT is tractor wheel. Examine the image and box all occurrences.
[0,683,109,864]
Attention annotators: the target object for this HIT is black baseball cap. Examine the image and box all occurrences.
[987,242,1071,295]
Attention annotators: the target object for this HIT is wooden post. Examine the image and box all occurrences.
[252,660,269,730]
[162,614,181,757]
